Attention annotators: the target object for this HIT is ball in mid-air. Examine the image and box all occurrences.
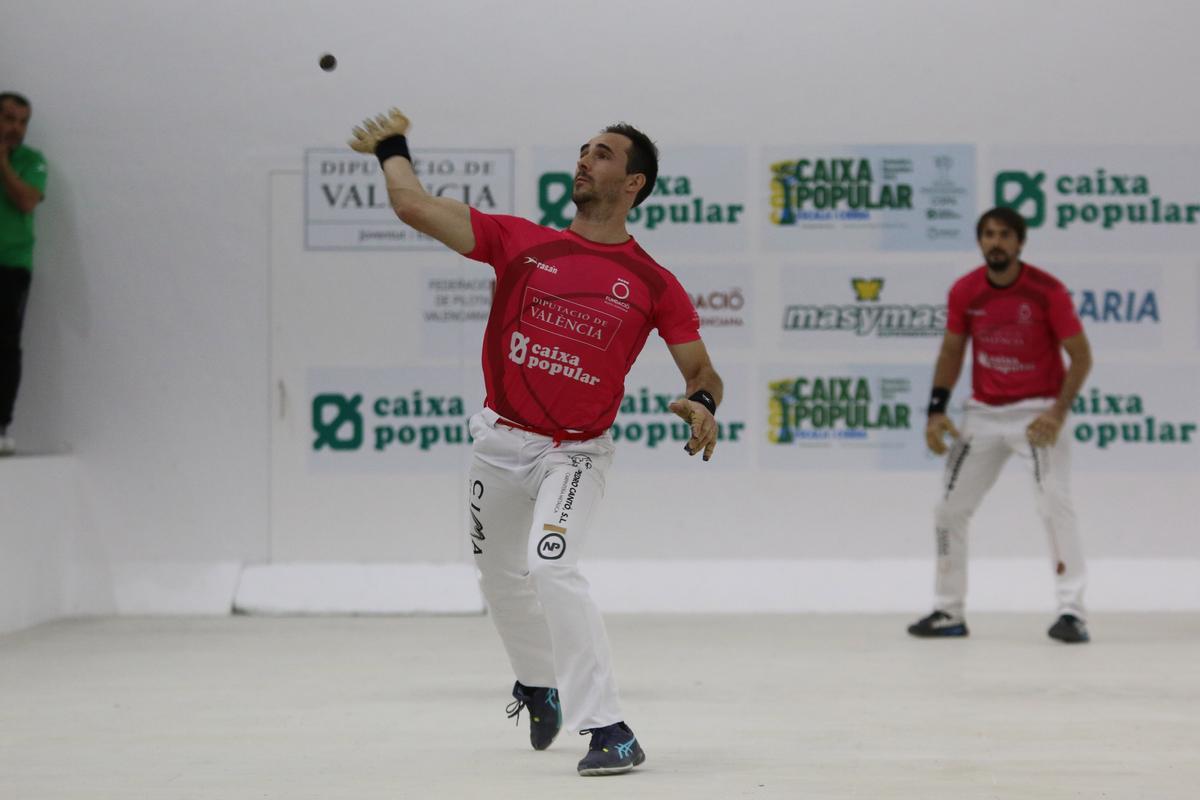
[319,53,337,72]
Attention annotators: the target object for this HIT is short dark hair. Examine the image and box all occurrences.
[603,123,658,207]
[976,206,1026,243]
[0,92,31,112]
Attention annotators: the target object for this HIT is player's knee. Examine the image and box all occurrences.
[527,559,584,596]
[1037,493,1075,518]
[477,566,530,597]
[934,501,972,528]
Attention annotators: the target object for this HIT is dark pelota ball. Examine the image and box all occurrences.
[319,53,337,72]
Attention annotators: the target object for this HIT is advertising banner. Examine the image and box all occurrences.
[1053,262,1164,350]
[1068,362,1199,472]
[308,366,483,472]
[759,363,937,470]
[420,264,494,357]
[762,145,976,251]
[610,360,751,471]
[532,146,749,253]
[672,263,753,348]
[991,146,1200,252]
[778,262,960,352]
[305,149,514,249]
[304,361,754,473]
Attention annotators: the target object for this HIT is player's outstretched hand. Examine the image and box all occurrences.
[1026,412,1063,448]
[925,413,960,455]
[668,398,717,462]
[348,107,411,153]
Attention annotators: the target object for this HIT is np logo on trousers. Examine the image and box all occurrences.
[538,524,567,559]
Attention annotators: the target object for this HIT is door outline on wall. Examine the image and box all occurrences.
[267,170,481,565]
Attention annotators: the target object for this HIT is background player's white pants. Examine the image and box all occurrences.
[467,409,623,733]
[934,398,1087,619]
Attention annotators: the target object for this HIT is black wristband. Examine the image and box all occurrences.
[927,387,950,416]
[688,390,717,416]
[374,134,411,165]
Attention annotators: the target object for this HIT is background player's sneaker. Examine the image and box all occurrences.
[907,610,969,637]
[0,430,14,456]
[577,721,645,776]
[506,681,561,750]
[1048,614,1090,643]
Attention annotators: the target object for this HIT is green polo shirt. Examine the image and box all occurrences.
[0,145,48,269]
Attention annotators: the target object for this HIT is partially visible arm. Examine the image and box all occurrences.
[668,339,723,407]
[925,331,968,455]
[1052,333,1092,420]
[666,339,723,461]
[381,155,475,254]
[0,151,43,214]
[1027,332,1092,447]
[931,331,968,393]
[349,109,475,254]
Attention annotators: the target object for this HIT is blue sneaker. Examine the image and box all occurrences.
[577,721,646,776]
[907,610,969,638]
[506,682,562,750]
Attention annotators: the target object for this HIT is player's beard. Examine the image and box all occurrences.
[572,185,595,208]
[572,178,607,208]
[985,250,1012,272]
[572,181,620,222]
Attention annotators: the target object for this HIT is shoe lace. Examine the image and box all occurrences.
[506,699,526,727]
[579,724,619,750]
[507,684,557,726]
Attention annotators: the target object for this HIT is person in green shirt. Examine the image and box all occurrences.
[0,91,47,455]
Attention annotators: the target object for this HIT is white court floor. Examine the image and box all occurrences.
[1,614,1197,800]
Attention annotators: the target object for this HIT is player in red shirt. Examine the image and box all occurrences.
[349,109,723,776]
[909,207,1094,644]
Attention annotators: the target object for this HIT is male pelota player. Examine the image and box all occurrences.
[349,109,722,775]
[909,207,1093,644]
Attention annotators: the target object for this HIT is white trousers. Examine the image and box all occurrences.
[933,398,1087,619]
[467,409,622,732]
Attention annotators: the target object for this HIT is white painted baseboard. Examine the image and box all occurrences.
[586,558,1200,613]
[227,558,1200,615]
[234,563,485,615]
[109,561,243,614]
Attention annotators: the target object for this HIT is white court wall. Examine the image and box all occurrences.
[2,1,1198,620]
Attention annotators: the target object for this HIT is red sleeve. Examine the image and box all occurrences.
[464,209,528,279]
[654,271,701,345]
[945,280,968,335]
[1047,283,1084,340]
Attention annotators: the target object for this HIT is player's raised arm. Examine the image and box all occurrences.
[348,108,475,254]
[666,339,723,462]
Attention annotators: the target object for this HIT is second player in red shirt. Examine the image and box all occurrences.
[909,207,1094,645]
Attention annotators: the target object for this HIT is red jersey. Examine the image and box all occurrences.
[946,263,1083,405]
[465,209,700,434]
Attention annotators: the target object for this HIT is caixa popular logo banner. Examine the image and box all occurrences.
[307,366,482,472]
[532,145,748,253]
[759,363,939,470]
[1067,363,1199,472]
[305,148,514,250]
[305,362,755,472]
[991,146,1200,251]
[762,145,976,252]
[606,360,751,470]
